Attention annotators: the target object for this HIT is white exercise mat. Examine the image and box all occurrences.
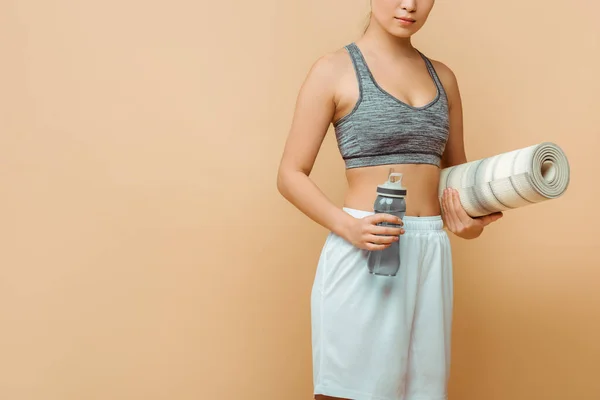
[438,142,570,217]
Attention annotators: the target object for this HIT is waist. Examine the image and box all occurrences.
[342,207,444,231]
[343,163,441,217]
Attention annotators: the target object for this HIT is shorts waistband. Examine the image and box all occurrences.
[342,207,444,232]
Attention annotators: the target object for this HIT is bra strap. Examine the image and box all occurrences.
[417,51,446,97]
[345,43,372,94]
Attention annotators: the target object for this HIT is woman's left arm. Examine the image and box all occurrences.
[433,61,503,239]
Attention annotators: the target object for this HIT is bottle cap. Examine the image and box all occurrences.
[376,172,407,197]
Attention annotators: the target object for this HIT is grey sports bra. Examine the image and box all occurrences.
[333,43,450,169]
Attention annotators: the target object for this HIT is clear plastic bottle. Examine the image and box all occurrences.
[366,172,407,276]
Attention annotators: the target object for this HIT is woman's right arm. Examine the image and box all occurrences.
[276,54,403,250]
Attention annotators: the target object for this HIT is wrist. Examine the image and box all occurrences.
[332,212,356,239]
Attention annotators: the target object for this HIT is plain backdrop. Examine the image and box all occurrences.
[1,0,599,399]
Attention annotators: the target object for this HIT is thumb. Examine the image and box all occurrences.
[480,212,503,226]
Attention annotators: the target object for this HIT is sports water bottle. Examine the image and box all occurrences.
[366,172,407,276]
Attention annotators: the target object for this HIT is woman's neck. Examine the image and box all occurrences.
[359,20,417,59]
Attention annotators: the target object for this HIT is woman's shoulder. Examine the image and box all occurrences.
[298,46,356,99]
[424,55,460,95]
[306,46,355,80]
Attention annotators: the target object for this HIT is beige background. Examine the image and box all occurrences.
[1,0,598,399]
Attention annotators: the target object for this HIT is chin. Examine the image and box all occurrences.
[386,28,416,39]
[384,22,423,38]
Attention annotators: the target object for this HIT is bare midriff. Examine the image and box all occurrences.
[344,163,442,217]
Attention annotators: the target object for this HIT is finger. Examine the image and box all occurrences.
[446,189,464,227]
[365,234,399,245]
[479,212,503,226]
[368,213,404,227]
[440,191,450,227]
[442,189,458,230]
[451,189,473,226]
[370,224,404,236]
[365,242,392,251]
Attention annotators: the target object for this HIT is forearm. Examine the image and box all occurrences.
[277,169,355,238]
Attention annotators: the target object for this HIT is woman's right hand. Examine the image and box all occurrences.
[343,213,405,251]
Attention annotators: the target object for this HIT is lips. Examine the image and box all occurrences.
[395,17,415,23]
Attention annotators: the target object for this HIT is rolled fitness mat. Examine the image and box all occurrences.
[438,142,570,217]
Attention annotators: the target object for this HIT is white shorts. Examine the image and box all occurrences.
[311,207,454,400]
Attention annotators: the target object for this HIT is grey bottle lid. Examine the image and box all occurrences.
[376,172,407,197]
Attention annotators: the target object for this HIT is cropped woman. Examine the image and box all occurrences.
[277,1,502,399]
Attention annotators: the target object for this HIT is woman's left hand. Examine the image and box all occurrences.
[441,188,503,239]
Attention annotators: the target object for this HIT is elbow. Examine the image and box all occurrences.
[276,170,285,196]
[276,166,291,197]
[276,165,306,198]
